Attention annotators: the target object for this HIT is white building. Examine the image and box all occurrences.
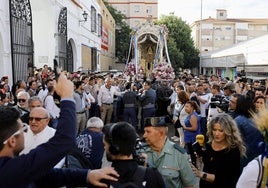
[201,34,268,80]
[106,0,158,30]
[0,0,105,84]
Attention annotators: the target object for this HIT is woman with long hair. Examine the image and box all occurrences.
[191,114,246,188]
[172,90,189,145]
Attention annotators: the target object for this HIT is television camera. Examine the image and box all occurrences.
[210,95,229,112]
[133,137,147,165]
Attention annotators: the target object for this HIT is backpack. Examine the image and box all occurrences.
[110,166,147,188]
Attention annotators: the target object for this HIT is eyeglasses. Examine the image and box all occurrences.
[3,123,29,144]
[18,99,26,103]
[29,105,41,108]
[29,117,48,122]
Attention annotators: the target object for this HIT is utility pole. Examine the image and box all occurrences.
[199,0,203,75]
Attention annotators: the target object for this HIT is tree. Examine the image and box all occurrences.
[155,15,199,73]
[104,1,132,64]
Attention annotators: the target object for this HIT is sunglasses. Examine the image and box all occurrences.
[3,123,29,144]
[18,99,26,103]
[29,117,48,122]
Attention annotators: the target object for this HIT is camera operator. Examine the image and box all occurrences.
[223,82,236,100]
[207,84,226,122]
[102,122,165,188]
[236,77,251,95]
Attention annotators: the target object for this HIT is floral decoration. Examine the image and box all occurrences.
[124,62,144,80]
[152,62,175,81]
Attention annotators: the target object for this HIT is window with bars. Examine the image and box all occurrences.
[98,14,102,37]
[91,6,96,32]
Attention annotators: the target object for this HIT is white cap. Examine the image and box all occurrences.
[86,117,104,128]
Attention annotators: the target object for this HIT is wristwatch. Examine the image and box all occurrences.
[202,172,207,180]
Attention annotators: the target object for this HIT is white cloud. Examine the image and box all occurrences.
[158,0,268,24]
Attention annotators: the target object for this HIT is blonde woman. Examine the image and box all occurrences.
[191,114,246,188]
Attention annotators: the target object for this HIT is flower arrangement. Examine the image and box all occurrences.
[124,62,144,81]
[152,62,175,81]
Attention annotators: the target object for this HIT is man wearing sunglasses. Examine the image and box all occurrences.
[0,73,119,187]
[14,91,30,117]
[20,107,55,154]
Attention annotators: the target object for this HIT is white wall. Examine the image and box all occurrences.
[1,0,103,83]
[31,0,102,71]
[0,0,13,83]
[31,0,54,69]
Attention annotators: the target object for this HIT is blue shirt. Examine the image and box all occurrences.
[184,111,201,143]
[76,129,104,169]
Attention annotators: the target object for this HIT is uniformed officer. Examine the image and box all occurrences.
[138,80,156,131]
[142,116,196,188]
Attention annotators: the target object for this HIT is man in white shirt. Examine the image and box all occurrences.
[20,107,55,154]
[98,77,121,124]
[194,83,211,137]
[20,107,64,168]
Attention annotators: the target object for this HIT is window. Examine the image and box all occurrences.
[91,6,96,32]
[146,6,152,14]
[98,14,102,37]
[134,5,140,13]
[214,27,221,30]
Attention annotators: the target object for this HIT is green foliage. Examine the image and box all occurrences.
[155,15,199,72]
[104,1,131,63]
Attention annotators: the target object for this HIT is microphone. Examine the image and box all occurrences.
[196,134,204,146]
[192,134,205,156]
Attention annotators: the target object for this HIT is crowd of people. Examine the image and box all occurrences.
[1,65,268,187]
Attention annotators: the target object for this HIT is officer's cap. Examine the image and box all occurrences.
[144,116,168,127]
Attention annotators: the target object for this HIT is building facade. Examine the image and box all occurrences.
[191,9,268,77]
[98,0,124,71]
[106,0,158,29]
[0,0,118,84]
[191,9,268,53]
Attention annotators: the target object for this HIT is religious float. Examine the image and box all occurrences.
[124,19,175,81]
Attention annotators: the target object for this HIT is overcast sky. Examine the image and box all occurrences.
[158,0,268,24]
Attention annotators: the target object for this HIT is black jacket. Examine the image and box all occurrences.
[109,160,166,188]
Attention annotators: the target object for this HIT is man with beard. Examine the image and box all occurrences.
[102,122,165,188]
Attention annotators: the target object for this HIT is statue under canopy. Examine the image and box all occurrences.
[124,19,175,81]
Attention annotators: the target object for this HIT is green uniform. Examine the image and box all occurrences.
[144,138,196,188]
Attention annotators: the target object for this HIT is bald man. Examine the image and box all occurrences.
[20,107,55,155]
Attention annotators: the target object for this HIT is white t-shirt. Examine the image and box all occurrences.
[199,93,211,117]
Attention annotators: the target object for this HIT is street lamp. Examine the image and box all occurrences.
[79,11,88,24]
